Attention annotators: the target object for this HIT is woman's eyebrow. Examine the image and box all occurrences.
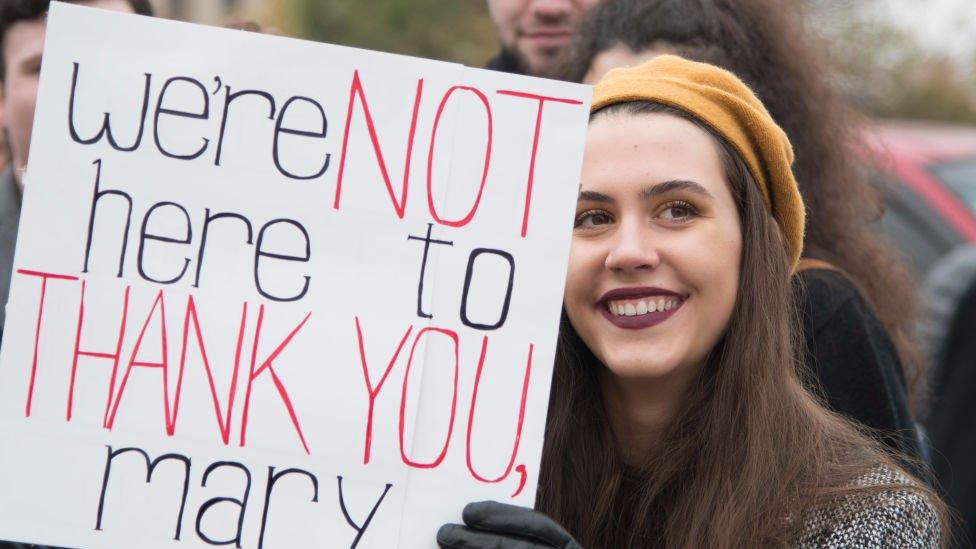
[642,179,714,200]
[577,190,613,203]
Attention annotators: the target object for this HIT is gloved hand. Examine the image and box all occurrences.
[437,500,582,549]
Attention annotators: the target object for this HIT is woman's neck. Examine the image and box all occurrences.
[599,368,696,466]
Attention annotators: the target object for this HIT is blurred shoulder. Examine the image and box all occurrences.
[793,266,871,335]
[793,266,861,307]
[795,466,942,548]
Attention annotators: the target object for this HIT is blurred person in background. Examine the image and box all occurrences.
[484,0,600,76]
[557,0,929,474]
[0,0,152,343]
[0,0,154,543]
[921,244,976,547]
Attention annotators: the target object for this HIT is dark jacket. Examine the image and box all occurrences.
[794,268,923,467]
[925,266,976,549]
[485,49,522,75]
[0,166,21,338]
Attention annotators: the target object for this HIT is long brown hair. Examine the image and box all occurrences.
[536,102,947,548]
[555,0,926,409]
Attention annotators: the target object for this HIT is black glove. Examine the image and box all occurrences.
[437,500,582,549]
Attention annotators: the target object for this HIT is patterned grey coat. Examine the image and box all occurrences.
[794,467,941,548]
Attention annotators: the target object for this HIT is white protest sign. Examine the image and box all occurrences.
[0,4,590,548]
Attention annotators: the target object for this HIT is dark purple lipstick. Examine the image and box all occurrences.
[597,287,685,330]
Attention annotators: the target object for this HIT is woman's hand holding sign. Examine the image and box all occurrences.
[437,501,582,549]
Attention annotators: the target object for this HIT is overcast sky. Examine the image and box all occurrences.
[882,0,976,62]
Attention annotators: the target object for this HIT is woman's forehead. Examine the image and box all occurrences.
[581,113,727,195]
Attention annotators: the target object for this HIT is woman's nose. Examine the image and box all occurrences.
[604,222,660,273]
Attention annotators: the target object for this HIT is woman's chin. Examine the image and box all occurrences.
[601,355,684,382]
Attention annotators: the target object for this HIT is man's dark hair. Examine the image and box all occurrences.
[0,0,153,81]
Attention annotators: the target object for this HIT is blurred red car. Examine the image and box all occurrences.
[858,120,976,277]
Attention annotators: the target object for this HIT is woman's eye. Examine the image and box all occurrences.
[659,202,697,222]
[574,209,614,229]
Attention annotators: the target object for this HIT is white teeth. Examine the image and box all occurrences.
[608,297,680,316]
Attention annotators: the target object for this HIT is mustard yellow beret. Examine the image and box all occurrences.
[591,54,806,271]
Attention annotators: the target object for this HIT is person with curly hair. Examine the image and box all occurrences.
[559,0,927,469]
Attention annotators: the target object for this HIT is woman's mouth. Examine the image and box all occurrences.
[597,289,685,330]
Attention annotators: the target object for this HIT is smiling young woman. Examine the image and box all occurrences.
[564,108,745,463]
[437,56,947,549]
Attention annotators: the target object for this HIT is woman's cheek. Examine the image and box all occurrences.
[701,223,743,327]
[676,222,741,325]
